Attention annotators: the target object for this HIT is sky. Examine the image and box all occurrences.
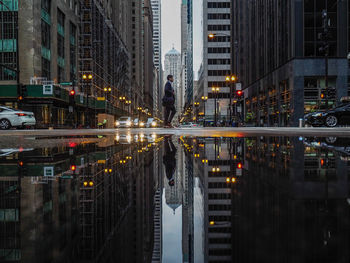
[161,0,203,79]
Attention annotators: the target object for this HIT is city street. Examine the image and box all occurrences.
[1,127,350,137]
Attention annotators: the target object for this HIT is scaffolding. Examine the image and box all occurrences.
[79,0,130,120]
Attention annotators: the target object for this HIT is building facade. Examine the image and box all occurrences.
[233,0,349,127]
[200,0,232,125]
[0,0,133,128]
[151,0,162,117]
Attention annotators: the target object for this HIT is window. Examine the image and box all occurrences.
[208,13,230,20]
[208,2,230,8]
[304,0,337,56]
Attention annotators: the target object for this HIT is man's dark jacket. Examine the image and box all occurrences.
[162,81,175,107]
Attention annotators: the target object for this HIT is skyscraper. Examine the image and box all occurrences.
[232,0,348,126]
[199,0,232,124]
[151,0,162,116]
[181,0,194,116]
[164,48,181,121]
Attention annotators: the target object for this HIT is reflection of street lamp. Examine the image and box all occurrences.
[212,87,220,127]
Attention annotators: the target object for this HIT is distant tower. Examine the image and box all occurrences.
[164,48,181,120]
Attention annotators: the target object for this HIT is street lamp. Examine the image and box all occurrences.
[201,96,208,127]
[212,87,220,127]
[226,75,237,125]
[194,102,200,123]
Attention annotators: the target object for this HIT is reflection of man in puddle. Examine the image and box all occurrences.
[163,136,177,186]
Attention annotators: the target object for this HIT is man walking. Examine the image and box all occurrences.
[162,75,176,128]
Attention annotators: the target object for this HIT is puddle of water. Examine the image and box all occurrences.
[0,135,349,262]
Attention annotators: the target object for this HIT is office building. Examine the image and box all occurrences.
[200,0,232,124]
[232,0,348,126]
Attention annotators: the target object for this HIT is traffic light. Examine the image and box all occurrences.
[17,84,27,101]
[237,162,243,169]
[320,89,326,99]
[236,90,243,99]
[70,89,76,96]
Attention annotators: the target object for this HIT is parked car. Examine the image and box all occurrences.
[0,106,36,130]
[115,116,132,128]
[304,103,350,127]
[133,118,145,128]
[146,118,157,128]
[179,122,198,128]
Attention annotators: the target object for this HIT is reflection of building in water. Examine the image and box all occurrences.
[237,137,350,262]
[182,140,194,263]
[164,140,183,214]
[0,136,162,262]
[152,142,163,263]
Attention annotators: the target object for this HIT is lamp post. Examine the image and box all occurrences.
[201,96,208,127]
[212,87,220,127]
[194,102,200,123]
[225,75,237,125]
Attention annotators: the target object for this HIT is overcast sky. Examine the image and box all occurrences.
[161,0,203,79]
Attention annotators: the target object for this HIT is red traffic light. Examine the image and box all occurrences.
[19,161,24,166]
[237,162,243,169]
[70,165,77,171]
[70,90,76,96]
[18,96,23,101]
[320,159,325,166]
[236,90,243,97]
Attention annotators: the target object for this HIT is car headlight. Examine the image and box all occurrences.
[115,121,120,126]
[140,122,145,127]
[312,113,325,117]
[126,121,131,126]
[151,121,157,127]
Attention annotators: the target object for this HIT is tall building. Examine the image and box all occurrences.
[151,0,162,117]
[180,0,194,116]
[0,0,131,128]
[232,0,349,126]
[200,0,232,124]
[164,48,181,121]
[143,0,155,114]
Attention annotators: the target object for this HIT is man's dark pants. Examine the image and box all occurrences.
[164,105,176,125]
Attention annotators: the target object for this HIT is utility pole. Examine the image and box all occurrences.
[321,9,330,109]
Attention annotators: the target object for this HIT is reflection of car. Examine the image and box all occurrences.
[304,137,350,156]
[115,134,132,144]
[115,116,132,128]
[179,122,198,128]
[0,106,36,129]
[0,148,34,157]
[304,103,350,127]
[146,118,157,128]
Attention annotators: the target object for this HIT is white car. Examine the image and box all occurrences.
[146,118,157,128]
[0,106,36,129]
[179,122,198,128]
[115,116,132,128]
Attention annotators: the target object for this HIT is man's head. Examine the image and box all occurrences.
[167,75,174,83]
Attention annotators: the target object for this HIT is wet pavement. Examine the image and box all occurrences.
[0,133,350,262]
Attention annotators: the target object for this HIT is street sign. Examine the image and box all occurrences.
[236,83,242,91]
[237,106,242,113]
[97,97,106,101]
[236,168,242,176]
[60,82,72,86]
[69,106,73,113]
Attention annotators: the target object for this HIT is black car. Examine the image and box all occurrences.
[304,103,350,127]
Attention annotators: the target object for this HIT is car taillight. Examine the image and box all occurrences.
[15,113,27,116]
